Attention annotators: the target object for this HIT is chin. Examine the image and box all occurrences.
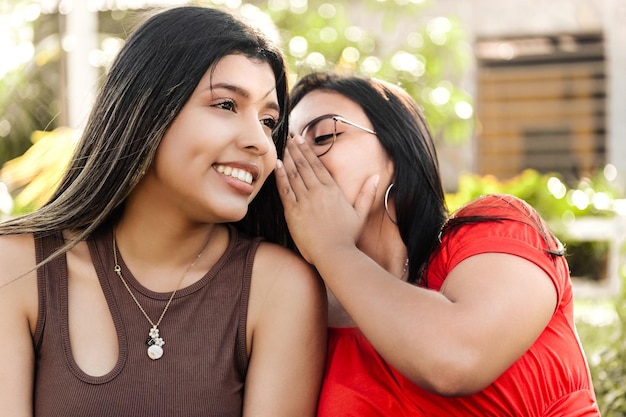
[222,207,249,223]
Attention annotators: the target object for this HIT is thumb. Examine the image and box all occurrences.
[354,175,380,220]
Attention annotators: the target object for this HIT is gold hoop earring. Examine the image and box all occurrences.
[384,183,397,224]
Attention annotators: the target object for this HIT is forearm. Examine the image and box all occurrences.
[315,247,544,396]
[312,247,467,390]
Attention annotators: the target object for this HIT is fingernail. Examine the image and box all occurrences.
[276,159,283,169]
[295,135,305,144]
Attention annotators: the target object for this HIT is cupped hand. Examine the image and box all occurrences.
[274,135,379,264]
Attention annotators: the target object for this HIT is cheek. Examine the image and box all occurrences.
[155,136,197,174]
[156,116,198,162]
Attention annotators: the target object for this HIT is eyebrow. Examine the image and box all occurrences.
[210,82,280,113]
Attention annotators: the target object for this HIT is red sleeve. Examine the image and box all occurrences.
[426,194,568,304]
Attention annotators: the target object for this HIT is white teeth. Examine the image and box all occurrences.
[215,165,253,184]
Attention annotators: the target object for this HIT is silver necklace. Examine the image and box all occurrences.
[112,232,210,360]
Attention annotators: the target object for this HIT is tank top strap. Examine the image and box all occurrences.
[33,231,68,350]
[232,224,262,372]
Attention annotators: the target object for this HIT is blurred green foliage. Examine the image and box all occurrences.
[244,0,474,143]
[0,0,474,166]
[577,288,626,416]
[446,168,621,218]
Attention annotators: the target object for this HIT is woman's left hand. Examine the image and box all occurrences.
[274,136,379,264]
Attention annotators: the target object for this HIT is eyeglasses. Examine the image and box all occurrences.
[299,114,377,157]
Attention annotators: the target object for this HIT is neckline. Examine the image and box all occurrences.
[101,224,237,300]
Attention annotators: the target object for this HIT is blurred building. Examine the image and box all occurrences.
[431,0,625,190]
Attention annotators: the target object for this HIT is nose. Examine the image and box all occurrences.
[241,117,274,156]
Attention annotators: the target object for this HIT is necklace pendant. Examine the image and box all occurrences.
[113,233,210,362]
[147,344,164,360]
[146,326,165,360]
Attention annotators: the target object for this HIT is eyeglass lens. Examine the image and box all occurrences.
[301,116,338,157]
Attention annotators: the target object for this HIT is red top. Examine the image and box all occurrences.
[317,195,600,417]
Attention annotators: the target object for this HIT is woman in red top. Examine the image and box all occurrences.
[275,72,600,416]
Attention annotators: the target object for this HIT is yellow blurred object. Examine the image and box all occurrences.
[0,127,77,212]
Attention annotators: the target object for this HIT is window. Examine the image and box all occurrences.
[475,33,606,183]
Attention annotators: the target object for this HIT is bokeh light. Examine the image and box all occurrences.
[548,176,567,199]
[341,46,360,63]
[455,101,473,119]
[426,16,451,45]
[289,36,308,57]
[360,55,382,74]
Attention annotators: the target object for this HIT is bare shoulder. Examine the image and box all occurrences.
[248,241,326,326]
[0,233,37,288]
[0,233,38,338]
[252,241,323,292]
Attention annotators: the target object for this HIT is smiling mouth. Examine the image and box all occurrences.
[214,164,254,185]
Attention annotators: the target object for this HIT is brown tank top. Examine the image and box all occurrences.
[33,224,259,417]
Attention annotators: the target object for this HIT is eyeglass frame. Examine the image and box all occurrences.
[298,114,377,157]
